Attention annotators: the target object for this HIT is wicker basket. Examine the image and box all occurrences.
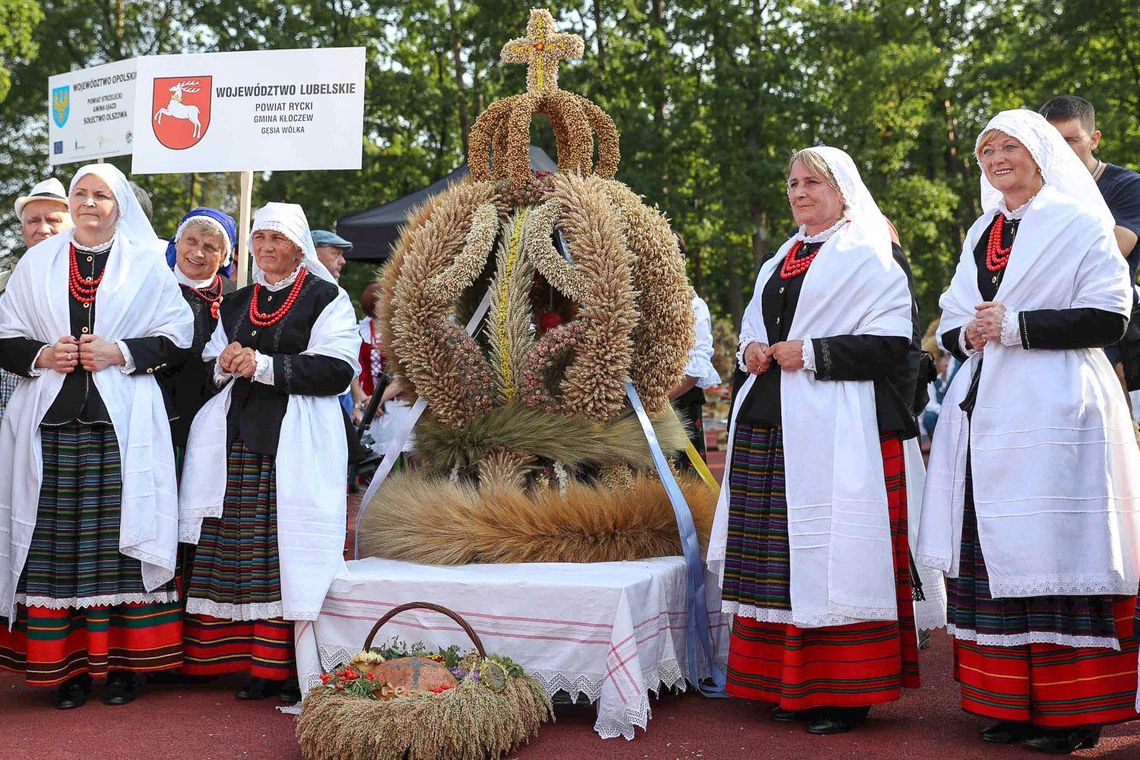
[296,602,553,760]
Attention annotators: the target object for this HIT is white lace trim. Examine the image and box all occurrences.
[1000,309,1021,347]
[72,235,115,254]
[185,597,283,621]
[174,265,217,289]
[998,195,1036,221]
[17,591,179,609]
[915,612,948,631]
[723,600,896,628]
[989,576,1136,598]
[947,624,1121,651]
[795,215,848,243]
[915,553,953,575]
[254,262,303,291]
[721,601,794,624]
[736,337,752,374]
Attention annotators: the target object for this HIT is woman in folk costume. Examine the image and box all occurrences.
[706,147,920,735]
[918,110,1140,754]
[0,164,193,708]
[161,208,238,455]
[178,202,359,701]
[356,282,414,456]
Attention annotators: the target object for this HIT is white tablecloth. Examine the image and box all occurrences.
[294,557,728,739]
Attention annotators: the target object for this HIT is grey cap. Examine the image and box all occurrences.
[311,229,353,251]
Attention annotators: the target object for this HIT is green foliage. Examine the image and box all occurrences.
[3,0,1139,327]
[0,0,42,104]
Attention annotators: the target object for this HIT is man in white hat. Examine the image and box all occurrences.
[1,177,73,423]
[15,177,72,249]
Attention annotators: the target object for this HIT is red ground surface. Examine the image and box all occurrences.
[4,443,1140,758]
[4,631,1140,759]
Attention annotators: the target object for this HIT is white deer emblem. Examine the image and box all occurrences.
[154,80,203,139]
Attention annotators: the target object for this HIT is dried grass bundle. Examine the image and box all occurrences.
[296,667,553,760]
[600,180,693,415]
[386,181,501,427]
[412,402,689,476]
[358,472,718,565]
[544,173,636,421]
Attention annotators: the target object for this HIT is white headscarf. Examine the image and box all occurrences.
[796,145,893,258]
[709,145,912,629]
[976,109,1115,234]
[180,201,361,621]
[69,164,163,254]
[918,112,1140,617]
[0,162,192,619]
[249,202,337,285]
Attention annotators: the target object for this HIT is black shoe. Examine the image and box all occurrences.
[770,706,815,723]
[52,674,92,710]
[1022,727,1101,754]
[805,707,869,735]
[236,677,283,700]
[279,678,302,703]
[980,721,1033,744]
[102,672,137,706]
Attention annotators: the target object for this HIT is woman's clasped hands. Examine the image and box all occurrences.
[218,341,258,379]
[745,340,806,374]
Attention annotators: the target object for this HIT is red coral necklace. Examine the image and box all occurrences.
[249,267,308,327]
[185,275,224,319]
[68,244,104,304]
[986,214,1016,273]
[779,240,818,280]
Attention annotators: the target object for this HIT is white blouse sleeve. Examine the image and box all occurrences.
[684,296,721,387]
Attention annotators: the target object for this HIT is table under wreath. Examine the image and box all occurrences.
[295,556,728,740]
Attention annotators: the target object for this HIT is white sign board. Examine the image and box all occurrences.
[48,58,137,165]
[131,47,365,174]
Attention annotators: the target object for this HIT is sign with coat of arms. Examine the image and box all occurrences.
[47,58,137,165]
[150,76,212,150]
[131,48,365,174]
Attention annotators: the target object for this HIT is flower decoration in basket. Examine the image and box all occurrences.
[296,603,554,760]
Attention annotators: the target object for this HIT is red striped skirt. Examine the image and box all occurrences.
[181,615,294,681]
[950,454,1140,727]
[0,602,183,686]
[954,594,1139,729]
[725,433,920,710]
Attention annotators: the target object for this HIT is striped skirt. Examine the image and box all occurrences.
[948,464,1140,727]
[183,437,293,678]
[0,422,181,685]
[722,425,920,710]
[0,603,183,685]
[181,616,294,680]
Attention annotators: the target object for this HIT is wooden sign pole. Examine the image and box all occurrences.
[236,170,254,287]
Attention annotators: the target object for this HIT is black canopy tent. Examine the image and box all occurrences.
[337,146,558,262]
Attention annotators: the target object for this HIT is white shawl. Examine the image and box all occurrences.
[0,164,193,619]
[178,203,361,622]
[917,186,1140,596]
[707,148,913,628]
[917,111,1140,599]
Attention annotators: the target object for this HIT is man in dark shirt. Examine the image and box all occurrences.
[1041,95,1140,390]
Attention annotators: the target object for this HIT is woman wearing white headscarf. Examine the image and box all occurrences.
[0,164,193,709]
[177,202,359,701]
[706,147,919,735]
[918,110,1140,754]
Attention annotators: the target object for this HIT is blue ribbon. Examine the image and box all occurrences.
[554,227,724,694]
[625,382,726,696]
